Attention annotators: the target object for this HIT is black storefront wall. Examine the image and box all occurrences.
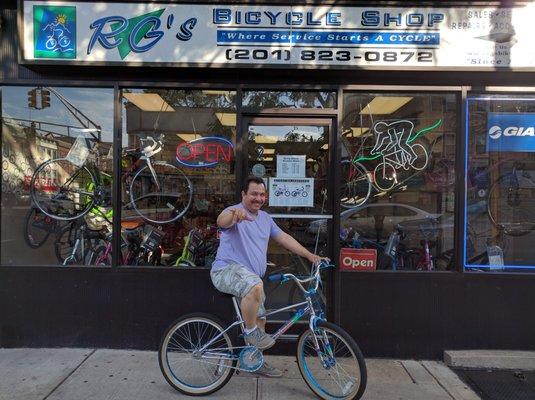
[1,268,535,358]
[2,1,535,358]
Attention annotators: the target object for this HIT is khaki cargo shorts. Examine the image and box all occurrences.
[210,262,266,318]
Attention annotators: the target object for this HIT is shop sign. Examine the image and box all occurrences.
[176,137,234,168]
[486,113,535,152]
[340,248,377,271]
[21,2,535,70]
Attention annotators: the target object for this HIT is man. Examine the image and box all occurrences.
[211,177,327,377]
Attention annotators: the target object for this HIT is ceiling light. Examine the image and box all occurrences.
[254,135,279,144]
[263,156,273,161]
[215,112,236,127]
[123,93,174,112]
[202,90,232,96]
[262,148,275,154]
[359,97,412,115]
[345,127,369,137]
[177,133,201,142]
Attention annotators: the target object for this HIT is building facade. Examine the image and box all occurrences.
[1,0,535,358]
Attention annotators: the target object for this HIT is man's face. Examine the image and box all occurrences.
[242,182,266,213]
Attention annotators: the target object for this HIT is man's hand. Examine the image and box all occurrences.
[229,208,253,224]
[307,254,330,267]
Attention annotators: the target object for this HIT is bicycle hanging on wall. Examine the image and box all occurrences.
[29,131,193,225]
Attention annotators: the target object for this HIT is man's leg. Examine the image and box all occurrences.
[240,282,263,329]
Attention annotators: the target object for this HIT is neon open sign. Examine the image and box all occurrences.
[176,136,234,168]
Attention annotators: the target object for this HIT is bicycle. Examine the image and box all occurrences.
[30,132,193,225]
[340,119,441,209]
[158,260,367,399]
[486,162,535,236]
[23,206,60,249]
[92,220,164,266]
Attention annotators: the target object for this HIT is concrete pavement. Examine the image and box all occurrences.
[0,348,480,400]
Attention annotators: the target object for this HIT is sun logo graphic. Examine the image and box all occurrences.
[33,5,76,59]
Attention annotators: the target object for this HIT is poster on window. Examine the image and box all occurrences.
[269,178,313,207]
[276,155,306,178]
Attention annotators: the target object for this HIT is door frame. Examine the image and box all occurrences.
[239,113,339,321]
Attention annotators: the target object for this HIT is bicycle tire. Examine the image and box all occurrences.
[340,161,372,209]
[373,161,396,192]
[487,174,535,236]
[159,313,236,396]
[296,320,367,400]
[54,222,91,264]
[129,161,193,224]
[30,158,97,221]
[23,207,53,249]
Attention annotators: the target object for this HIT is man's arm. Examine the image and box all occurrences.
[217,208,252,229]
[272,232,327,266]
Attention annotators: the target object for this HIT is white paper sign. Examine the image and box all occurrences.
[269,178,313,207]
[276,155,306,178]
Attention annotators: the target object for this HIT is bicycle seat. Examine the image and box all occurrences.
[123,148,140,155]
[121,219,144,230]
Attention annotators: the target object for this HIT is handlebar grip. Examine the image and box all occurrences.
[267,273,283,282]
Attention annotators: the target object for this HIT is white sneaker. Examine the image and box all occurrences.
[243,327,275,350]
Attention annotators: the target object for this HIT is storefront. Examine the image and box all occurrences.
[1,1,535,358]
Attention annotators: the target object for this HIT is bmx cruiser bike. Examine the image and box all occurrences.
[158,260,367,399]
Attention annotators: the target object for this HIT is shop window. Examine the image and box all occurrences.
[243,90,336,110]
[247,123,330,215]
[338,92,458,272]
[120,89,236,267]
[465,94,535,272]
[1,86,114,266]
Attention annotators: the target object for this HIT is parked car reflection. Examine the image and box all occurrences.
[308,203,441,241]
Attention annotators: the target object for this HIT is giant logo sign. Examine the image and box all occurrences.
[486,113,535,152]
[176,137,234,168]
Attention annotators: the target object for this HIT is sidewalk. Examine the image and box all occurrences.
[0,348,480,400]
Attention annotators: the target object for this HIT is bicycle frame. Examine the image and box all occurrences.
[195,288,326,371]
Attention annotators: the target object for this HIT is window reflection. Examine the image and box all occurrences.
[243,91,336,110]
[120,89,236,267]
[247,124,330,214]
[466,95,535,272]
[1,86,114,266]
[338,93,457,271]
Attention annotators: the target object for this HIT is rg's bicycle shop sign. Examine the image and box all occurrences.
[22,1,535,69]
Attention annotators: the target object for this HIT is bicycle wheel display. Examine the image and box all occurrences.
[130,162,192,224]
[297,320,367,400]
[159,314,236,396]
[30,158,96,221]
[340,161,372,209]
[373,161,396,192]
[23,207,54,248]
[487,175,535,236]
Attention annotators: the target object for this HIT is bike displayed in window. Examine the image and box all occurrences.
[30,132,193,225]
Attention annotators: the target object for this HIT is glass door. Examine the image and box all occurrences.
[242,116,334,320]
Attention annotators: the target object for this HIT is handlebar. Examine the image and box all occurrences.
[267,273,283,282]
[139,135,164,157]
[266,261,334,292]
